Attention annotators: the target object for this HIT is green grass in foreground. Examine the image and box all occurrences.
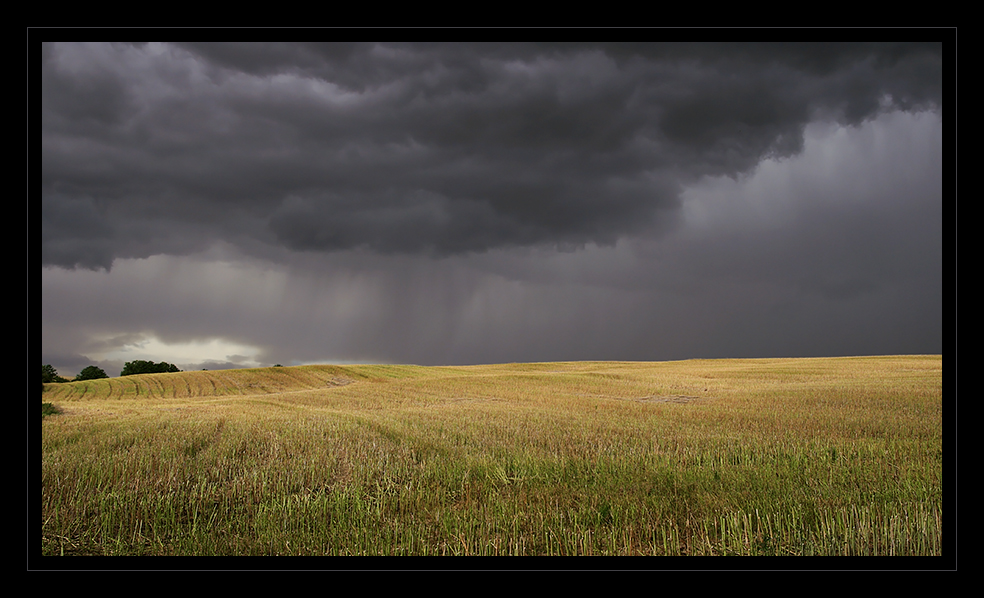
[40,356,942,556]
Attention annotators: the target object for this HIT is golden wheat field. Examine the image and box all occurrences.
[40,355,943,558]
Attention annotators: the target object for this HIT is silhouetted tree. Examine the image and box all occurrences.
[74,365,109,381]
[120,360,181,376]
[42,364,68,384]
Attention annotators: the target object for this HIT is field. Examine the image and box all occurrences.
[39,356,943,557]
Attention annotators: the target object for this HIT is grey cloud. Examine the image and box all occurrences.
[41,41,942,271]
[41,42,132,127]
[40,72,944,376]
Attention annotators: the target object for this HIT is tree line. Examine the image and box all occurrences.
[42,360,182,386]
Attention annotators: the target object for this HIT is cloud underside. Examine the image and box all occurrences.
[41,42,942,270]
[41,107,943,371]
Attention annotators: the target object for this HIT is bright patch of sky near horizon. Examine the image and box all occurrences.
[92,336,265,369]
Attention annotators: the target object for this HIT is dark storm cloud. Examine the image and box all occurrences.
[41,41,942,270]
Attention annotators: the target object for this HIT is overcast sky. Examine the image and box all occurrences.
[39,41,945,377]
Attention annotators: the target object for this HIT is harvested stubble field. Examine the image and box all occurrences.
[40,356,943,557]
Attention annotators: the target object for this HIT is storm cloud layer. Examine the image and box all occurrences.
[42,42,941,269]
[39,41,944,376]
